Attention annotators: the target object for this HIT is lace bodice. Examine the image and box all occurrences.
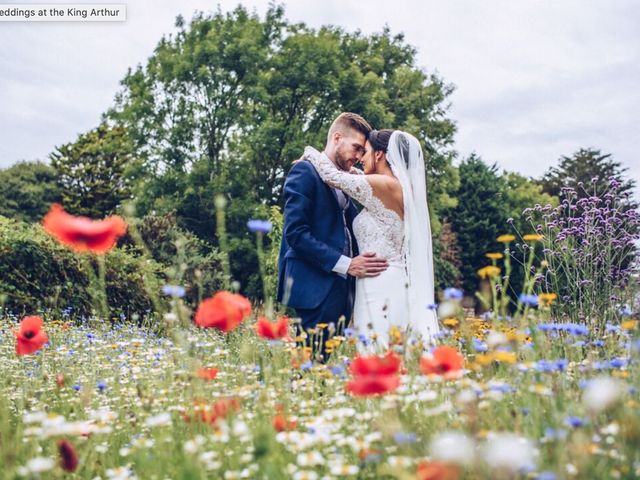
[304,148,405,263]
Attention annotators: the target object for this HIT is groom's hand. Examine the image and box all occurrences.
[348,252,389,278]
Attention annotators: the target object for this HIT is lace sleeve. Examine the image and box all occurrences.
[304,149,375,208]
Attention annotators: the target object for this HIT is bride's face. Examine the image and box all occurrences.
[361,141,385,175]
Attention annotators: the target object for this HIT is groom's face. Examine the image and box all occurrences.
[334,129,367,171]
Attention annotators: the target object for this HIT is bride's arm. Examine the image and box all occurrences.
[304,149,375,208]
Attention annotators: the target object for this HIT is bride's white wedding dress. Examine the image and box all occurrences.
[304,131,440,350]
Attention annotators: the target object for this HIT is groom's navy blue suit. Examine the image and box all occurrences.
[277,160,359,341]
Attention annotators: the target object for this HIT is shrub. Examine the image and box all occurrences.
[0,216,164,321]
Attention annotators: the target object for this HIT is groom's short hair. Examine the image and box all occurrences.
[328,112,372,141]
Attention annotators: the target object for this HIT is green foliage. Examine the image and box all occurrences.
[446,155,509,294]
[50,123,138,217]
[131,211,227,306]
[105,5,460,296]
[0,161,61,223]
[502,171,558,235]
[540,148,637,209]
[0,216,163,320]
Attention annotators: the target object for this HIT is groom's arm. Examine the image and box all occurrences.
[283,162,345,273]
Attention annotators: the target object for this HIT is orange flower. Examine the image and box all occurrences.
[420,346,464,378]
[346,374,400,396]
[416,461,460,480]
[350,351,401,376]
[272,414,297,432]
[15,316,48,355]
[256,316,289,340]
[185,397,241,425]
[196,367,218,380]
[42,204,127,254]
[194,291,251,332]
[57,439,79,472]
[346,351,402,396]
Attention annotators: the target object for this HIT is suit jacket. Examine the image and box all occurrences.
[277,160,359,309]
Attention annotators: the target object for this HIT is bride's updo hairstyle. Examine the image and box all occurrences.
[370,129,411,169]
[368,129,394,152]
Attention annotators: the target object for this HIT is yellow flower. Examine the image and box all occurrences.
[492,351,517,364]
[477,266,501,279]
[316,323,328,329]
[523,234,544,242]
[496,234,516,243]
[443,318,459,328]
[485,252,504,260]
[538,292,558,307]
[621,320,637,330]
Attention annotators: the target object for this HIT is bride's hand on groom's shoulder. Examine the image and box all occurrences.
[291,154,306,165]
[348,252,388,278]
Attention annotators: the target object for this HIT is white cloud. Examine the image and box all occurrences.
[0,0,638,195]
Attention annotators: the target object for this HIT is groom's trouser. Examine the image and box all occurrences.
[295,276,352,363]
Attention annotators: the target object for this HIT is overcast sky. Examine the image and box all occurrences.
[1,0,638,192]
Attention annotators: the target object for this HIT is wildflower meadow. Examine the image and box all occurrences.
[1,191,638,480]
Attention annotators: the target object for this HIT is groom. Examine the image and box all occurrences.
[277,112,389,361]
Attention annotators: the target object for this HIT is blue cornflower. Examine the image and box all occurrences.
[537,323,588,336]
[618,305,632,316]
[72,384,81,392]
[443,288,463,300]
[344,327,355,338]
[393,432,417,444]
[543,427,568,440]
[247,219,272,233]
[536,359,568,372]
[564,416,588,428]
[609,358,629,369]
[536,471,558,480]
[472,338,488,352]
[489,383,514,393]
[97,381,107,392]
[330,365,345,377]
[161,285,186,297]
[518,294,539,307]
[591,340,605,347]
[605,324,621,334]
[300,361,314,371]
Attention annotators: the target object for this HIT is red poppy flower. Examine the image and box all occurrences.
[346,373,400,397]
[186,397,241,425]
[416,461,460,480]
[194,291,252,332]
[420,346,464,378]
[350,351,402,376]
[15,316,48,355]
[256,316,289,340]
[57,439,79,472]
[196,367,218,380]
[55,373,65,388]
[272,414,297,432]
[42,204,127,254]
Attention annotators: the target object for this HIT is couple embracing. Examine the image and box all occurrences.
[277,112,440,359]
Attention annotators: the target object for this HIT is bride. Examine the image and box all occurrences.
[303,129,440,350]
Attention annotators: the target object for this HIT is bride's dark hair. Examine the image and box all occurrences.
[368,129,395,152]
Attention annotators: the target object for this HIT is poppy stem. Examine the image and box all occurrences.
[96,255,109,321]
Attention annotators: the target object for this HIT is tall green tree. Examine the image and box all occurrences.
[540,148,637,209]
[447,155,509,294]
[106,4,460,298]
[50,124,137,218]
[0,161,61,223]
[503,171,558,235]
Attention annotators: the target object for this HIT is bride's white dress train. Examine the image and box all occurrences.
[305,132,440,350]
